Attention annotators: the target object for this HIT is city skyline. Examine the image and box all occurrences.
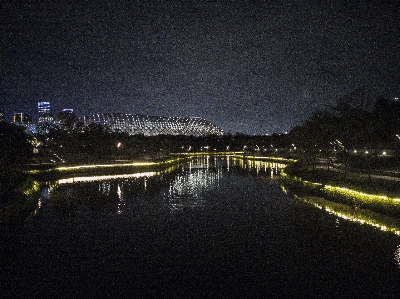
[5,100,225,137]
[2,1,399,134]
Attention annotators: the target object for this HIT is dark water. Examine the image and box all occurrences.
[2,156,400,298]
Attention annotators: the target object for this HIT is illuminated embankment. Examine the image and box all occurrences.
[281,186,400,237]
[57,171,159,185]
[281,169,400,217]
[231,154,297,164]
[26,156,189,175]
[27,153,295,176]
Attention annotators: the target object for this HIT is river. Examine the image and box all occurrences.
[1,155,400,298]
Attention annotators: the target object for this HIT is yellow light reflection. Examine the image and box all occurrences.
[55,162,157,171]
[57,171,158,185]
[23,180,41,196]
[290,192,400,237]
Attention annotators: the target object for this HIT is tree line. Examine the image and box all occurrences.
[288,92,400,171]
[290,95,399,151]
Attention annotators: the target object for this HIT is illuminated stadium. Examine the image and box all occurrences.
[82,113,224,136]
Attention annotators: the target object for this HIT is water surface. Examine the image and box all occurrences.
[2,156,400,298]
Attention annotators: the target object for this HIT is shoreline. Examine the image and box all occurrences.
[280,165,400,218]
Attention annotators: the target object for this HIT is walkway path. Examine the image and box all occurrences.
[316,161,400,182]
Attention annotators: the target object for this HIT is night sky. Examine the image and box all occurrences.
[1,1,399,134]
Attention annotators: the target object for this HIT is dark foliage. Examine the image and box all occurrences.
[0,123,33,200]
[289,94,400,154]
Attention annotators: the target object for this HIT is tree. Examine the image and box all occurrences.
[0,123,33,168]
[0,123,33,197]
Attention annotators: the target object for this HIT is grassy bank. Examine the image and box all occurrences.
[285,193,400,237]
[25,155,192,181]
[281,162,400,218]
[2,155,192,224]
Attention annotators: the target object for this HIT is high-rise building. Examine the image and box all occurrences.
[38,102,51,114]
[38,101,53,123]
[13,112,36,134]
[13,112,33,123]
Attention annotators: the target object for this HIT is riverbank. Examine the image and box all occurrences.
[281,161,400,218]
[2,155,192,224]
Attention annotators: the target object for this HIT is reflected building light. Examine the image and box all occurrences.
[165,168,222,211]
[99,181,111,195]
[117,184,122,198]
[231,157,286,175]
[144,178,147,190]
[395,245,400,268]
[37,186,50,209]
[117,184,124,215]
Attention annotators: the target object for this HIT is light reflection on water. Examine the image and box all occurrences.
[231,156,285,177]
[7,155,400,297]
[395,245,400,267]
[117,184,123,215]
[162,155,286,211]
[284,189,400,269]
[38,155,399,240]
[37,155,398,243]
[38,155,283,214]
[283,188,400,237]
[163,169,221,211]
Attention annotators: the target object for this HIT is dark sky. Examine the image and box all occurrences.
[1,0,399,134]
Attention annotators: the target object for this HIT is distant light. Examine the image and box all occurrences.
[382,151,386,155]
